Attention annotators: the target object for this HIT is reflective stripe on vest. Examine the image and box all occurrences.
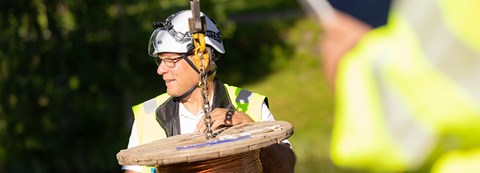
[331,0,480,171]
[393,0,480,145]
[131,84,265,173]
[132,94,170,145]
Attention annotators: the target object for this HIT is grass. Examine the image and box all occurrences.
[244,61,337,172]
[237,18,356,172]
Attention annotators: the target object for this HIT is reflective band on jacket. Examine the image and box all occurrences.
[132,94,170,145]
[131,84,265,173]
[331,0,480,171]
[393,0,480,146]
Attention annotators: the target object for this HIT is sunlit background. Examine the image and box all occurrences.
[0,0,356,172]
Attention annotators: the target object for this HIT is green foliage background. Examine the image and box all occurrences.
[0,0,352,172]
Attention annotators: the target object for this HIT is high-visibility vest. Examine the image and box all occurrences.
[131,83,266,173]
[330,0,480,172]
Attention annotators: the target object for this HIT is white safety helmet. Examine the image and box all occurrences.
[148,10,225,57]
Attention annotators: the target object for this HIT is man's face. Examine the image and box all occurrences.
[156,52,198,97]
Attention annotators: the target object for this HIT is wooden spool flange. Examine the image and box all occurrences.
[116,120,293,166]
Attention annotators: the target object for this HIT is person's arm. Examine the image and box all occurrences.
[195,108,254,132]
[260,143,296,173]
[320,10,372,89]
[122,121,143,173]
[258,103,296,173]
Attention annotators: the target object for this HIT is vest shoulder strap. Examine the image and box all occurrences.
[223,83,266,122]
[132,93,170,145]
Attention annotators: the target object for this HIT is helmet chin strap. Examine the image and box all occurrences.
[173,52,215,101]
[173,84,198,101]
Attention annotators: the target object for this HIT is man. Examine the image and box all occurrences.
[123,10,295,173]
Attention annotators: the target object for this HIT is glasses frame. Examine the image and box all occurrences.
[154,54,189,68]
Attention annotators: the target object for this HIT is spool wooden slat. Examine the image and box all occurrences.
[116,120,293,166]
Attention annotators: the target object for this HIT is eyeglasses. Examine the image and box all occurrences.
[154,54,186,68]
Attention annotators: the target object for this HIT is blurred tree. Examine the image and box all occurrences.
[0,0,185,172]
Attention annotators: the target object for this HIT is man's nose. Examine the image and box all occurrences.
[157,60,168,75]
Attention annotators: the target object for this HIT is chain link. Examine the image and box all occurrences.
[189,3,212,139]
[199,57,213,139]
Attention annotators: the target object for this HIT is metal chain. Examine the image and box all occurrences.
[189,0,212,139]
[199,58,213,139]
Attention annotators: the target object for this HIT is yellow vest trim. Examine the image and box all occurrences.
[132,94,170,145]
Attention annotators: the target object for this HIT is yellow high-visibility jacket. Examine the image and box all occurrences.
[331,0,480,172]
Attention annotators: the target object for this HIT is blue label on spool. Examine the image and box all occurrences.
[176,135,251,150]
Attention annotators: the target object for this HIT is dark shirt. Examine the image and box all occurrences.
[328,0,392,28]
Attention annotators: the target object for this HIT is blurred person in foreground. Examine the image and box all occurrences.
[122,10,295,173]
[305,0,480,172]
[320,0,391,88]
